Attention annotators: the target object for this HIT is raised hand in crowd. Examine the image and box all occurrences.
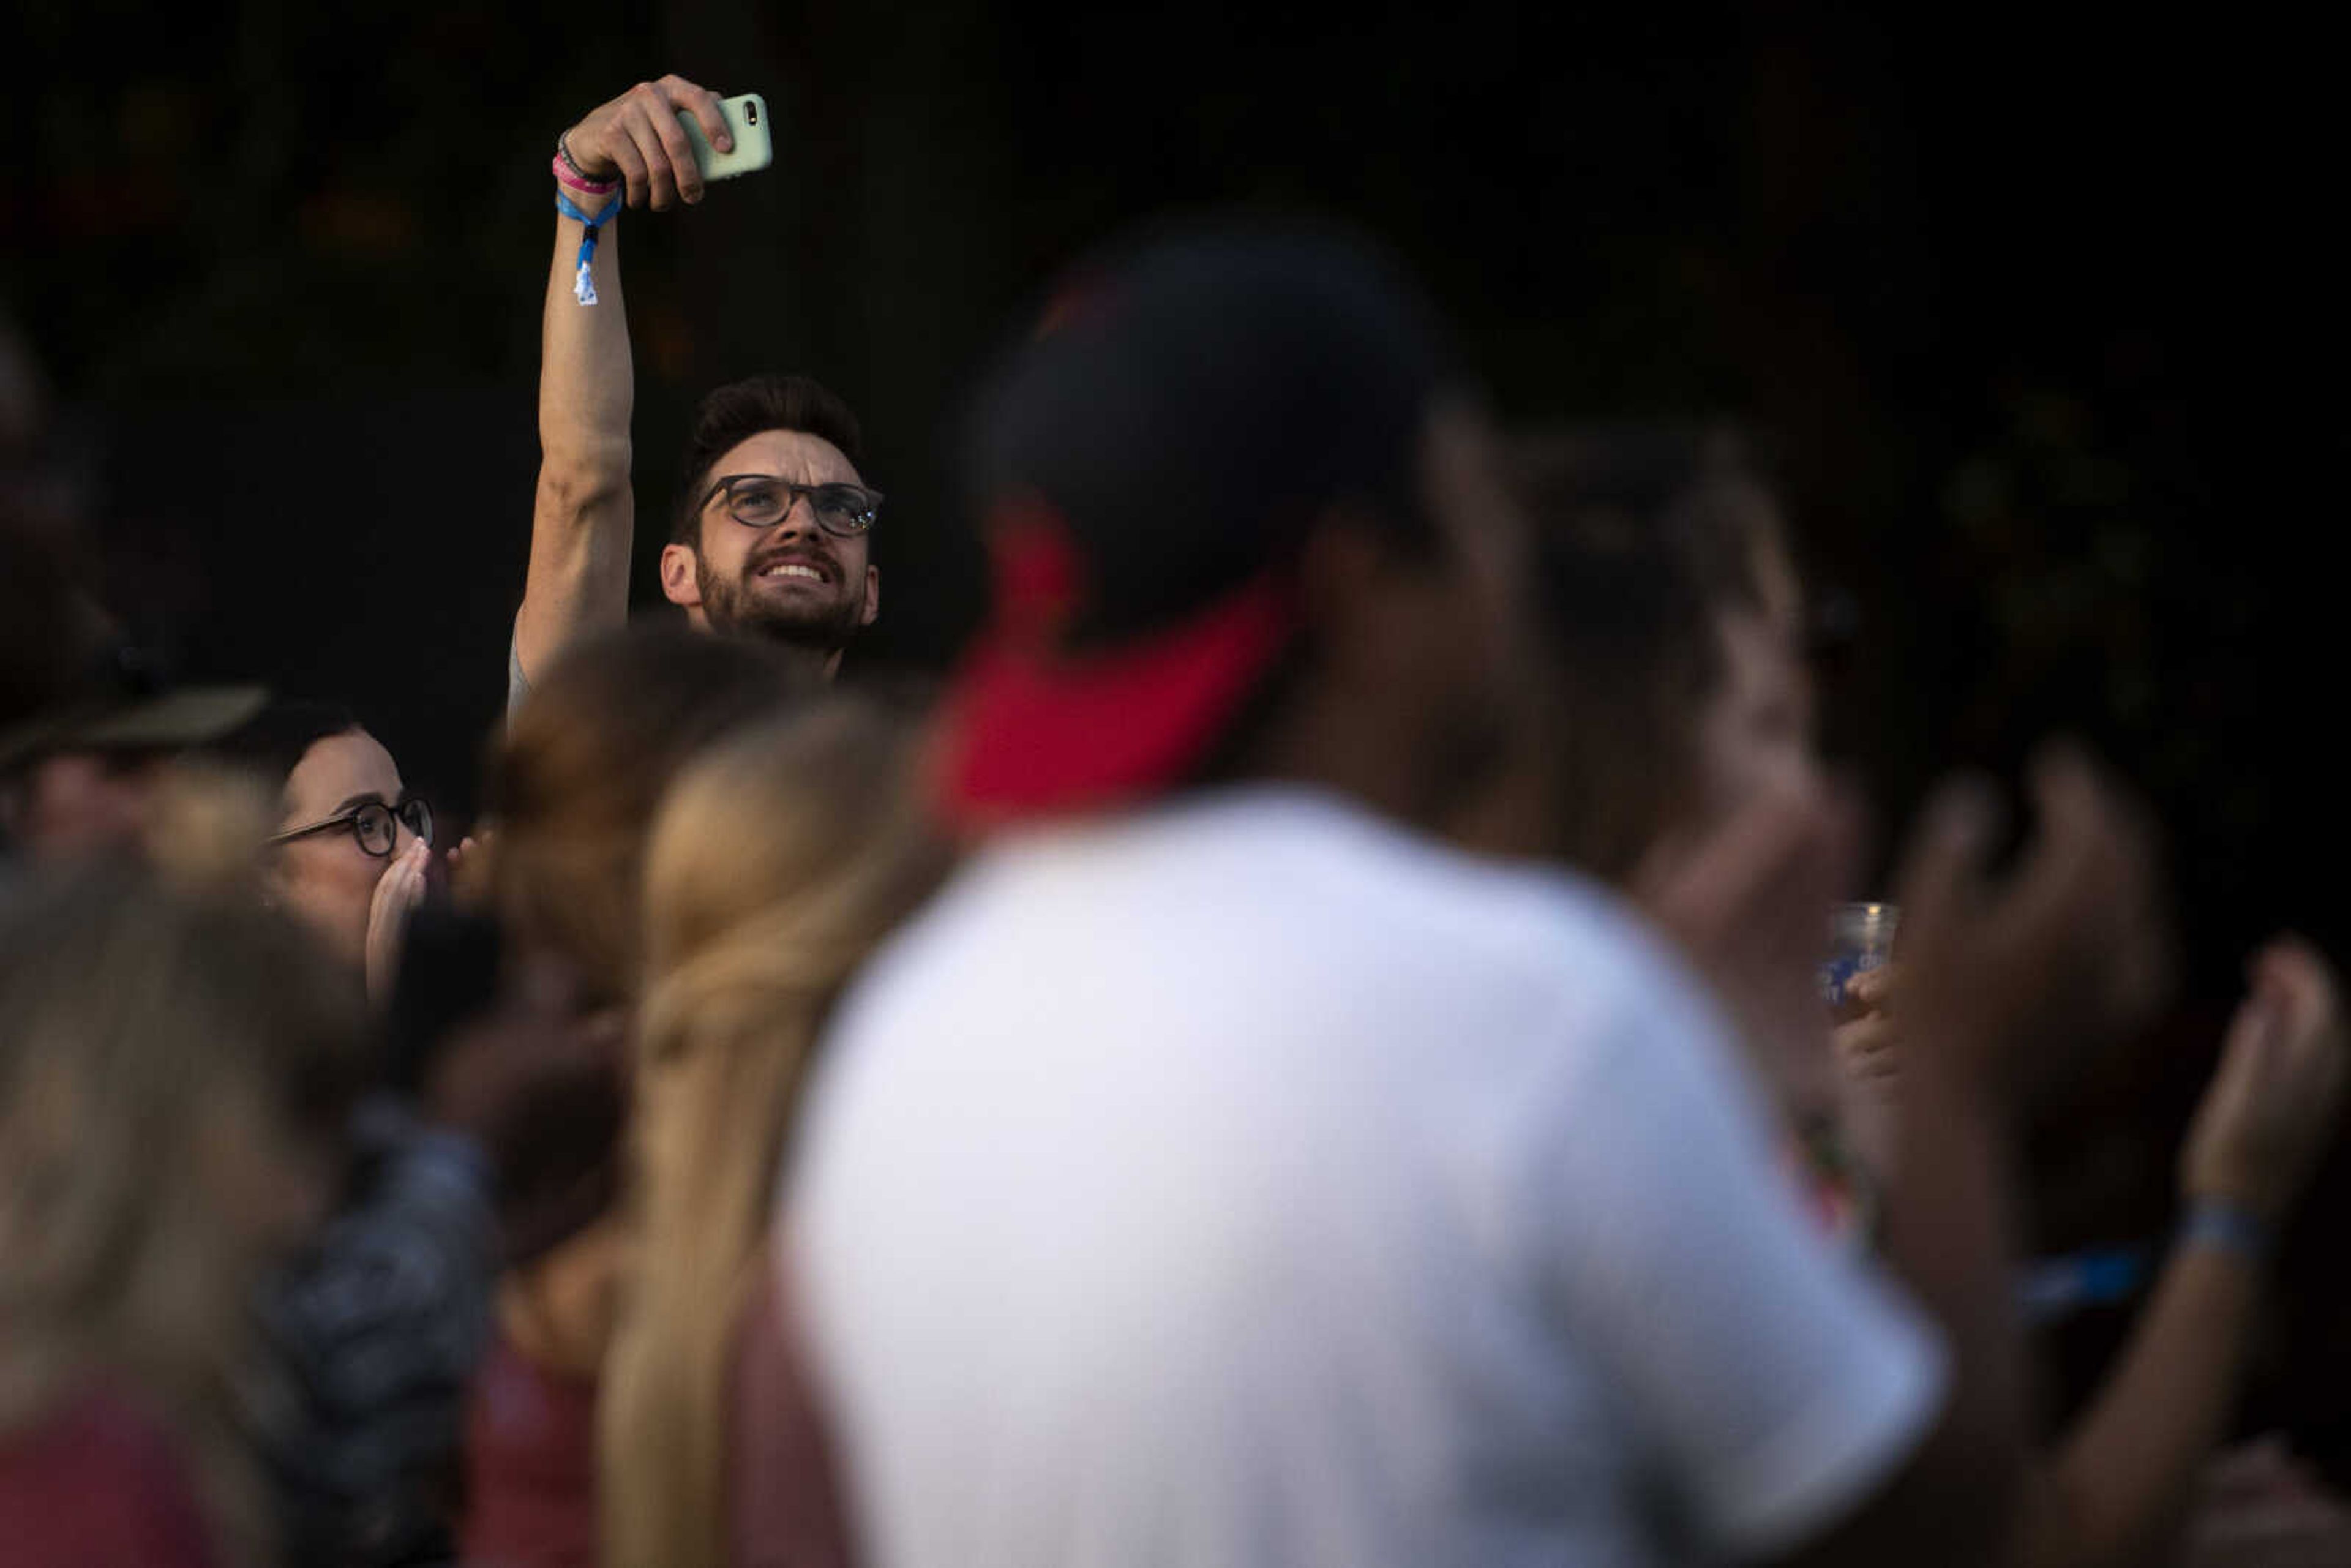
[520,74,883,712]
[517,77,738,710]
[1817,750,2168,1120]
[1824,820,2345,1230]
[1635,773,1862,1120]
[2181,939,2349,1223]
[1495,427,2328,1568]
[1793,747,2174,1567]
[561,75,734,211]
[1893,745,2170,1095]
[2012,941,2347,1568]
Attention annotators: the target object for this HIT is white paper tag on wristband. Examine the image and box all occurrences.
[553,189,612,307]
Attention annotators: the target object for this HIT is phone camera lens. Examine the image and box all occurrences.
[744,101,759,124]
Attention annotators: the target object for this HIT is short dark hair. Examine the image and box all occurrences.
[203,699,362,798]
[669,375,866,549]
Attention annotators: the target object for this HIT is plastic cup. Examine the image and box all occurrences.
[1820,901,1899,1007]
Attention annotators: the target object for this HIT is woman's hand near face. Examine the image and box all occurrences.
[364,837,432,1006]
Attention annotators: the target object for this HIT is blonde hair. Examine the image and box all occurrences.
[143,759,278,896]
[0,867,362,1566]
[599,698,953,1568]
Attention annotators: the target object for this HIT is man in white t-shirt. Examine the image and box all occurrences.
[783,223,2159,1566]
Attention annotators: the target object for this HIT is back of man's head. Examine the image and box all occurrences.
[930,218,1520,833]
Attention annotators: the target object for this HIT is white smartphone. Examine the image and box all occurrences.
[678,92,773,182]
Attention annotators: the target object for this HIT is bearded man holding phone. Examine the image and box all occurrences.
[511,75,882,716]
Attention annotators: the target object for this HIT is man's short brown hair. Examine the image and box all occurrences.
[669,374,866,549]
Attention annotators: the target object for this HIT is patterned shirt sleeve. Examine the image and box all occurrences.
[253,1100,499,1567]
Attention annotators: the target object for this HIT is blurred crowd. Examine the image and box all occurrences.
[6,73,2349,1568]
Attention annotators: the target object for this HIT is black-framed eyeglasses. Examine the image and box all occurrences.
[268,796,433,858]
[699,473,884,538]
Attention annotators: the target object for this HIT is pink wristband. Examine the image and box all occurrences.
[551,152,620,197]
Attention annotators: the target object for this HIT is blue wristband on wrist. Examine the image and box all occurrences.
[2178,1198,2270,1264]
[553,190,619,306]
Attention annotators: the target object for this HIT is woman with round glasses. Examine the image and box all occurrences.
[203,699,515,1566]
[209,699,434,1004]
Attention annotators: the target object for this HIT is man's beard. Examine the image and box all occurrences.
[697,550,866,653]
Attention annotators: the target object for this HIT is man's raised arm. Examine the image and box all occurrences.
[514,76,733,708]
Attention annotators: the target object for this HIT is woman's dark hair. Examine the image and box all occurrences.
[1513,426,1792,882]
[669,375,866,549]
[202,699,362,797]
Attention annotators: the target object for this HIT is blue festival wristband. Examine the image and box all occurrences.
[553,190,619,306]
[2178,1199,2270,1266]
[2017,1245,2151,1321]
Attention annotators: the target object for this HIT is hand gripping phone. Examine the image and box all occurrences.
[678,92,774,182]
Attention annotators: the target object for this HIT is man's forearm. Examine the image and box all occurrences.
[519,189,635,685]
[539,190,630,471]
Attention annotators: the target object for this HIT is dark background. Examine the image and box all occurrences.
[6,0,2339,1455]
